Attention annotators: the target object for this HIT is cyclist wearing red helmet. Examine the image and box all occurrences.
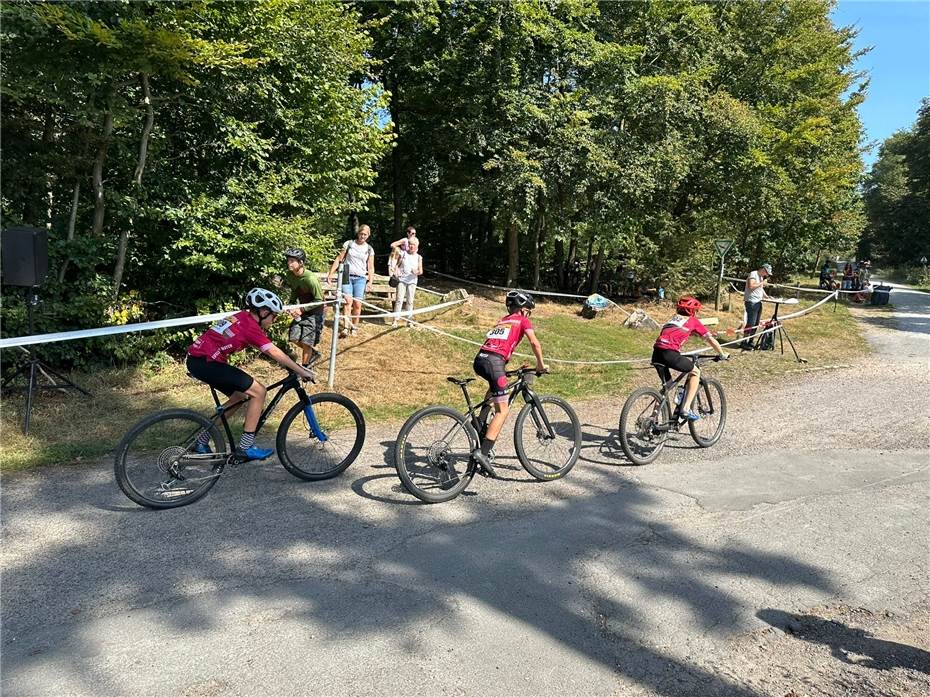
[652,296,728,421]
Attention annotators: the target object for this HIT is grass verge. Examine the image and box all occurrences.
[1,285,870,471]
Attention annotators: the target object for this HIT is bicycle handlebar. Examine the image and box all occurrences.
[505,366,549,377]
[694,354,728,363]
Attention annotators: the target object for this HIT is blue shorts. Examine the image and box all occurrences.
[341,275,367,300]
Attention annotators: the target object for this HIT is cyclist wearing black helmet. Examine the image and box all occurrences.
[283,247,326,368]
[471,289,547,476]
[186,287,314,461]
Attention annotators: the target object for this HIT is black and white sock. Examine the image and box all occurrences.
[238,432,256,451]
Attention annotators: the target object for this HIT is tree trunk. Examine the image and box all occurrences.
[347,210,359,238]
[554,238,565,288]
[112,227,130,297]
[92,93,114,236]
[58,181,80,282]
[506,218,519,287]
[590,241,605,294]
[584,237,594,290]
[566,230,578,289]
[132,73,154,187]
[389,75,403,240]
[531,199,545,289]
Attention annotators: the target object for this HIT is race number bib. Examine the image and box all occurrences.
[210,317,236,336]
[486,323,511,340]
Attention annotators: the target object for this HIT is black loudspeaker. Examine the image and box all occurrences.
[1,227,48,287]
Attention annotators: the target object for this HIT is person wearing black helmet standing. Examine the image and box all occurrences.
[283,247,326,368]
[470,290,547,477]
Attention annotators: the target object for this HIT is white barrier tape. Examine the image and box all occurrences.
[0,299,337,349]
[427,269,629,314]
[722,276,836,295]
[359,297,649,366]
[724,275,873,296]
[345,296,467,321]
[687,290,840,354]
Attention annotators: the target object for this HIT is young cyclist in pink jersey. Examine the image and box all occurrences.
[652,296,728,421]
[186,287,315,461]
[471,290,547,477]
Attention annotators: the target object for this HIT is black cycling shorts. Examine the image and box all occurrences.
[651,347,695,376]
[186,355,254,397]
[473,351,509,402]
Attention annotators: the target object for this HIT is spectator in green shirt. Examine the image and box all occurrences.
[283,247,325,368]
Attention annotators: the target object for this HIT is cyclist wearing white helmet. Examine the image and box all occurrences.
[471,289,547,477]
[186,287,314,461]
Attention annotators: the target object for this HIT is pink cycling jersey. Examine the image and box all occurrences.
[653,314,709,352]
[188,310,274,363]
[479,312,534,361]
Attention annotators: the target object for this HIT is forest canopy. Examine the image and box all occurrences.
[1,0,871,365]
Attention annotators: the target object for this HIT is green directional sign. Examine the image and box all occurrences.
[714,239,734,257]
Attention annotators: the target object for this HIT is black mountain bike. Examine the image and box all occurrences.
[618,355,728,466]
[394,367,581,503]
[115,370,365,509]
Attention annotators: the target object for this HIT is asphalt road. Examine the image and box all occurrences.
[2,285,928,697]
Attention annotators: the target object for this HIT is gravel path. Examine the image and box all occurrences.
[1,287,928,697]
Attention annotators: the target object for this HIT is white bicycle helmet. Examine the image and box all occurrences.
[245,287,284,314]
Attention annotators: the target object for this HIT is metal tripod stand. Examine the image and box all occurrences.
[2,289,90,434]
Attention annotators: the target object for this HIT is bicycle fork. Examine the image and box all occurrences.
[302,401,328,441]
[522,392,556,440]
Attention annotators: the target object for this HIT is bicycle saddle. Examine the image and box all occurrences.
[446,377,475,386]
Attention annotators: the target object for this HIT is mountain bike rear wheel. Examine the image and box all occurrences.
[689,377,727,447]
[619,387,671,466]
[114,409,225,509]
[276,393,366,481]
[394,406,478,503]
[513,396,581,480]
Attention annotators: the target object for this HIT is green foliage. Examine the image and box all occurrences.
[1,0,389,366]
[861,99,930,267]
[1,0,868,367]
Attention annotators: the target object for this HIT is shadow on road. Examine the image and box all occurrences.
[0,454,842,697]
[758,608,930,674]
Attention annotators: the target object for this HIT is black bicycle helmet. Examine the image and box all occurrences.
[506,289,536,313]
[283,247,306,263]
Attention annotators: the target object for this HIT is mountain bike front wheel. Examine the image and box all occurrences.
[276,393,366,481]
[688,377,727,447]
[114,409,226,509]
[394,405,478,503]
[513,396,581,480]
[618,387,671,466]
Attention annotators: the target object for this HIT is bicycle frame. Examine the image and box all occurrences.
[651,355,720,430]
[455,370,557,441]
[203,372,323,456]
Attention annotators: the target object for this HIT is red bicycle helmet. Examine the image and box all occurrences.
[676,296,702,316]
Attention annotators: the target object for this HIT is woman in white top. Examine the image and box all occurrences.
[391,238,423,328]
[327,224,375,336]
